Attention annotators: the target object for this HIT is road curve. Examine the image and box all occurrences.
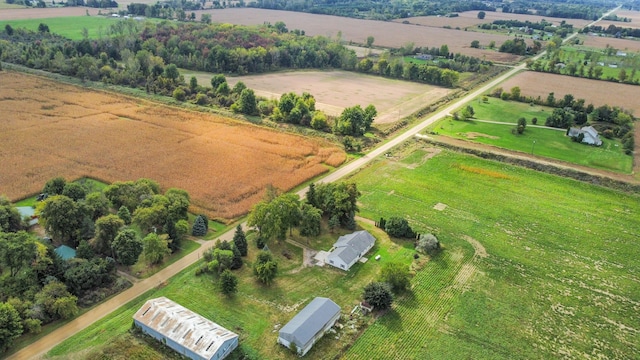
[7,6,621,360]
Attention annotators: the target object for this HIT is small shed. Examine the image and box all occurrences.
[133,297,238,360]
[278,297,340,356]
[54,245,76,260]
[326,230,375,271]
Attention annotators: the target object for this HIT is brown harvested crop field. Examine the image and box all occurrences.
[580,34,640,52]
[397,10,592,29]
[0,71,345,221]
[0,7,103,20]
[184,70,452,122]
[598,9,640,30]
[500,71,640,114]
[195,8,528,62]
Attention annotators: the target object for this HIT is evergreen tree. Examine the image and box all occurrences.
[230,245,242,270]
[220,269,238,296]
[191,215,207,236]
[232,225,248,256]
[305,183,317,208]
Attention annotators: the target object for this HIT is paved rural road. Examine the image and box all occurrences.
[8,6,621,360]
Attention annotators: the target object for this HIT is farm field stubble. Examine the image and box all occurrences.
[344,146,640,359]
[194,8,529,63]
[598,9,640,29]
[183,69,452,120]
[0,71,345,221]
[580,33,640,52]
[499,70,640,114]
[397,10,592,29]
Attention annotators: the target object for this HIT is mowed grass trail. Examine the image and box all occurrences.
[344,146,640,359]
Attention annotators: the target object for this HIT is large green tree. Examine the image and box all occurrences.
[142,233,171,265]
[112,228,143,266]
[299,203,322,237]
[42,177,66,196]
[37,195,84,246]
[253,250,278,285]
[0,232,36,277]
[363,282,393,310]
[94,214,125,256]
[0,302,23,351]
[0,196,23,233]
[248,193,300,241]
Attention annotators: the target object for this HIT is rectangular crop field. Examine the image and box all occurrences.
[194,8,530,63]
[344,146,640,359]
[396,10,592,29]
[0,7,103,21]
[0,15,122,40]
[183,69,452,122]
[0,71,345,221]
[499,70,640,114]
[466,96,555,123]
[580,34,640,52]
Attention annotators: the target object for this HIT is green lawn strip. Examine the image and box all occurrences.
[343,148,640,359]
[467,97,554,123]
[430,119,632,173]
[48,220,413,359]
[13,177,108,207]
[0,16,124,40]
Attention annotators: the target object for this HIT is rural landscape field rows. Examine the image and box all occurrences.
[0,1,639,359]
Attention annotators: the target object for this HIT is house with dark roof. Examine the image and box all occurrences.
[326,230,375,271]
[567,125,603,146]
[133,297,238,360]
[278,297,340,356]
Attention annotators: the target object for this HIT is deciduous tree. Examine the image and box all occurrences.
[362,282,393,310]
[94,214,125,256]
[37,195,84,246]
[142,233,171,265]
[253,250,278,285]
[380,262,411,293]
[112,228,143,266]
[0,302,23,351]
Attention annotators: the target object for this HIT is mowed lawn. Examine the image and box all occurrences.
[48,224,415,360]
[468,97,554,123]
[431,119,633,173]
[0,16,128,39]
[344,147,640,359]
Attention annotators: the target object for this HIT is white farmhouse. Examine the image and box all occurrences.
[278,297,340,356]
[326,230,375,271]
[567,125,603,146]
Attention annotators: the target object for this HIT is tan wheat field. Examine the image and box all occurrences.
[0,71,345,221]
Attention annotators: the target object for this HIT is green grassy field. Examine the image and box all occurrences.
[343,145,640,359]
[467,97,554,123]
[0,16,128,40]
[48,222,415,359]
[430,118,633,173]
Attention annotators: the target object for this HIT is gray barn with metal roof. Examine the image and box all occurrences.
[278,297,341,356]
[326,230,375,271]
[133,297,238,360]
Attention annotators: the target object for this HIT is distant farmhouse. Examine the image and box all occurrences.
[326,230,375,271]
[133,297,238,360]
[278,297,341,356]
[567,126,603,146]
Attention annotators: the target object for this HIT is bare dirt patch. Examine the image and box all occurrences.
[462,235,488,258]
[433,203,447,211]
[0,7,102,20]
[465,132,499,140]
[0,71,345,221]
[398,11,592,29]
[194,8,527,62]
[500,71,640,115]
[186,70,452,121]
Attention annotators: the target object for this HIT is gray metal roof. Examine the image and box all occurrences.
[133,297,238,359]
[327,230,375,266]
[279,297,340,348]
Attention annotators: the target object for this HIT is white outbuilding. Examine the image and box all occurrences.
[133,297,238,360]
[278,297,341,356]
